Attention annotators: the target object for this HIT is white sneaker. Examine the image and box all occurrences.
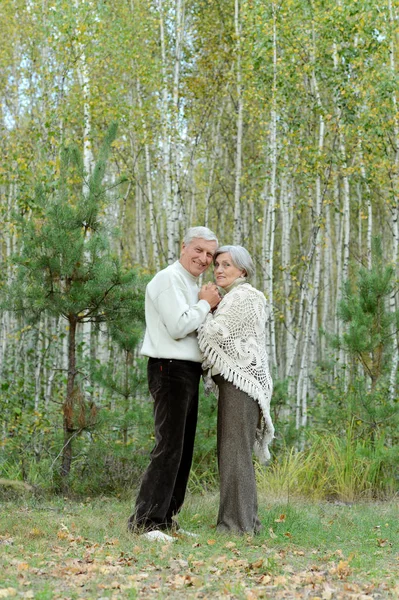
[141,530,176,543]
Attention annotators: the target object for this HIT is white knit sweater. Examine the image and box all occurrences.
[197,282,274,462]
[141,260,210,362]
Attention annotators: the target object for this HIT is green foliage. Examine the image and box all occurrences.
[189,383,218,493]
[257,425,398,502]
[268,378,301,451]
[8,123,145,329]
[3,124,146,487]
[311,369,399,442]
[332,237,399,388]
[66,401,155,496]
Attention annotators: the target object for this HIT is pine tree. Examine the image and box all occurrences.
[335,237,399,392]
[7,124,146,489]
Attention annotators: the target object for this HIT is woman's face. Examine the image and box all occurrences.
[214,252,245,289]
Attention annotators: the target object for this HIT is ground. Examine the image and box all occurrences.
[0,494,398,599]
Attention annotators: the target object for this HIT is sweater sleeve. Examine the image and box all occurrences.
[156,284,210,340]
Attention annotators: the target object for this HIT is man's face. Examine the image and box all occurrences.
[180,237,218,277]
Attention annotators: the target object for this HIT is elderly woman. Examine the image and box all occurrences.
[198,245,274,534]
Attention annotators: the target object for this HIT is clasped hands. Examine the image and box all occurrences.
[199,282,221,310]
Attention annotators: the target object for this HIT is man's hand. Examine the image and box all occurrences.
[199,282,221,309]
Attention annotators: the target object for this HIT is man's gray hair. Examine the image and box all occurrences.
[214,245,255,280]
[183,226,218,246]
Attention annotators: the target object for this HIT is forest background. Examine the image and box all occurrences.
[0,0,398,499]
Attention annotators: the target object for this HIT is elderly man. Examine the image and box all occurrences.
[128,226,220,541]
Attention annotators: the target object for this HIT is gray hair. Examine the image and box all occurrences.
[214,245,255,279]
[183,226,218,246]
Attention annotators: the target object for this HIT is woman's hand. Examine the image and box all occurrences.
[199,283,221,310]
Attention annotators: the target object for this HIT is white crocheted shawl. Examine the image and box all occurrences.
[197,282,274,462]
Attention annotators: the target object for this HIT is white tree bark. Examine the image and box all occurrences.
[233,0,243,245]
[332,28,350,383]
[280,149,294,378]
[136,77,161,270]
[262,2,278,372]
[388,0,399,400]
[205,102,224,227]
[157,0,173,260]
[169,0,185,260]
[321,200,333,359]
[74,0,95,397]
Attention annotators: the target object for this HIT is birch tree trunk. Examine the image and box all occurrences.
[75,0,95,397]
[136,77,161,270]
[357,135,373,267]
[262,2,278,372]
[388,0,399,400]
[321,200,333,359]
[169,0,185,260]
[233,0,243,245]
[61,316,78,485]
[157,0,173,260]
[280,151,294,378]
[332,28,350,383]
[204,102,224,227]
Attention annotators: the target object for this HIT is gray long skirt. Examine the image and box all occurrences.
[213,374,261,535]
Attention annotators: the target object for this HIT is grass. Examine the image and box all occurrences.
[0,492,398,599]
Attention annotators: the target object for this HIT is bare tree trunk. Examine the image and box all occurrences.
[263,2,278,372]
[321,194,334,363]
[34,320,44,412]
[280,153,294,378]
[233,0,243,245]
[136,77,161,270]
[157,0,173,261]
[169,0,185,260]
[75,0,95,399]
[61,315,78,486]
[205,102,224,227]
[135,180,149,266]
[388,0,399,400]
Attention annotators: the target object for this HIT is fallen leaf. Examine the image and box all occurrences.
[257,574,271,584]
[28,528,43,538]
[268,527,277,539]
[185,575,203,587]
[249,558,263,570]
[336,560,351,579]
[0,536,14,546]
[169,559,189,571]
[191,560,205,568]
[321,584,335,600]
[169,574,187,588]
[207,539,216,545]
[275,514,286,523]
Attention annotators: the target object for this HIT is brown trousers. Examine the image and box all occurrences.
[213,374,261,534]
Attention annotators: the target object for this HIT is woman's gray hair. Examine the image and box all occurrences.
[183,226,218,245]
[214,245,255,279]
